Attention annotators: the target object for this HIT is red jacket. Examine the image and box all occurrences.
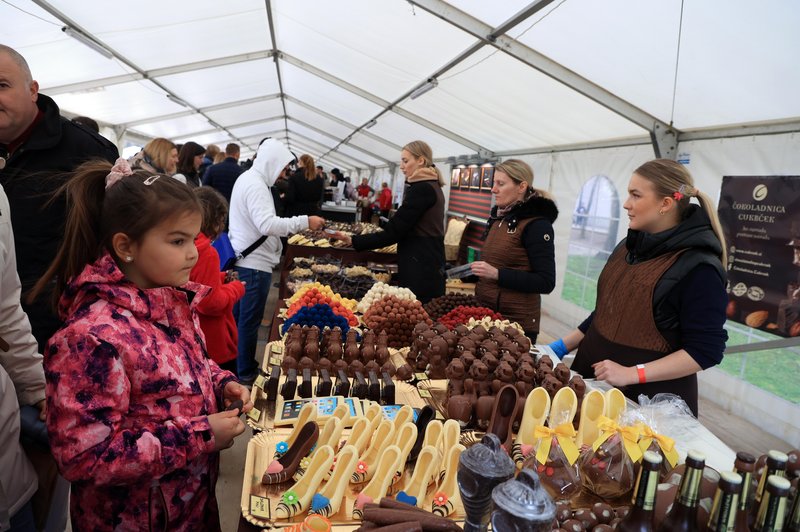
[379,187,393,211]
[190,234,245,364]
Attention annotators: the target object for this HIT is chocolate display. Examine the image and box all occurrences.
[363,295,433,348]
[579,433,636,500]
[491,469,556,532]
[423,293,483,321]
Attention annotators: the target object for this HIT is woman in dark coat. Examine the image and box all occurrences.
[471,159,558,342]
[333,141,445,303]
[285,154,324,216]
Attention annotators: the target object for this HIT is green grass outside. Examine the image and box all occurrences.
[562,255,800,404]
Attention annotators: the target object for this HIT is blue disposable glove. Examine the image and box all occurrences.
[548,338,568,359]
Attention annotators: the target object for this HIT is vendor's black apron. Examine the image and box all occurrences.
[572,247,699,416]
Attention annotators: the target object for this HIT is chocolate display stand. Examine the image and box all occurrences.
[457,433,515,532]
[491,469,556,532]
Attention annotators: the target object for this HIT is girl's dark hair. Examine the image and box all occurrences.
[176,141,205,176]
[30,159,202,307]
[194,186,229,238]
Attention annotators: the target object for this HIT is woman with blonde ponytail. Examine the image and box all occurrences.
[549,159,728,416]
[332,140,445,302]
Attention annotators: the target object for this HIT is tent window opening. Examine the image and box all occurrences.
[562,175,620,310]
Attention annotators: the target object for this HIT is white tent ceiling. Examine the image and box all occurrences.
[3,0,798,171]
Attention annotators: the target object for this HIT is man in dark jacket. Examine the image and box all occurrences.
[0,45,119,349]
[202,142,244,204]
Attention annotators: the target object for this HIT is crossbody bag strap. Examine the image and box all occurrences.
[238,235,268,260]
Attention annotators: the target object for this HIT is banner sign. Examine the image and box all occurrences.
[718,176,800,337]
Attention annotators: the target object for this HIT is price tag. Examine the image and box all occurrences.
[418,388,432,398]
[253,374,266,390]
[270,344,284,355]
[269,357,282,367]
[249,494,271,519]
[246,405,262,423]
[415,372,429,381]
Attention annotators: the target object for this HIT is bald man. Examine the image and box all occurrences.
[0,44,118,348]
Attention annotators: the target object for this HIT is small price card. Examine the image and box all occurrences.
[415,372,429,381]
[269,357,282,367]
[246,405,262,423]
[253,374,266,390]
[418,388,432,398]
[249,494,270,519]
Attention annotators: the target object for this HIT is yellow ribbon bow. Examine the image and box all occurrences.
[638,424,679,468]
[591,416,643,462]
[533,423,580,466]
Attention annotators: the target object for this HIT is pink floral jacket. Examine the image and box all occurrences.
[45,253,236,531]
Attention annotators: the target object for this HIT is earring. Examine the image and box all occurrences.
[659,210,665,216]
[126,256,133,262]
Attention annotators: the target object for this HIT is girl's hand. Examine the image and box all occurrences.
[470,260,499,280]
[591,359,637,387]
[223,381,253,414]
[207,409,245,450]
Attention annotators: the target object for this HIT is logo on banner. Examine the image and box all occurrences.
[752,184,768,201]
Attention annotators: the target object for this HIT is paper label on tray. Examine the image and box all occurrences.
[270,344,283,354]
[253,375,266,390]
[415,372,429,381]
[249,494,270,519]
[246,405,262,423]
[418,388,432,398]
[268,357,282,367]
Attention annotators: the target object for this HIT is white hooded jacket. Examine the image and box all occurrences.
[0,185,45,529]
[228,139,309,273]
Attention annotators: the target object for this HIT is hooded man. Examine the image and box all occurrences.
[228,138,324,383]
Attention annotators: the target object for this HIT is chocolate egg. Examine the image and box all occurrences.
[592,525,613,532]
[591,503,614,524]
[573,509,598,530]
[561,519,585,532]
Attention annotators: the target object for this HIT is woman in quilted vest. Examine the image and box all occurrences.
[550,159,728,415]
[472,159,558,342]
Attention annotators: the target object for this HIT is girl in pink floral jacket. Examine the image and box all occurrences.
[31,159,252,531]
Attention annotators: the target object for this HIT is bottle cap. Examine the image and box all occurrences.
[686,450,706,468]
[491,469,556,523]
[766,475,791,496]
[459,433,515,481]
[718,471,743,493]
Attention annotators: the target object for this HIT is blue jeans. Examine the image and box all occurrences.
[233,266,272,382]
[10,500,36,532]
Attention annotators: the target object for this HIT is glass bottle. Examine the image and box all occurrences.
[705,471,741,531]
[657,450,705,532]
[752,475,790,532]
[732,451,756,532]
[754,450,788,507]
[617,450,663,532]
[786,480,800,532]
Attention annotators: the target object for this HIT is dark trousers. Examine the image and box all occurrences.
[233,266,272,382]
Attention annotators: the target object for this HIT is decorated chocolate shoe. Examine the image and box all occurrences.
[486,385,520,453]
[352,445,403,520]
[512,387,551,467]
[294,416,344,481]
[431,443,466,517]
[351,419,396,484]
[275,445,334,519]
[391,422,418,486]
[548,386,577,427]
[262,421,320,485]
[274,402,318,459]
[576,389,606,447]
[604,387,627,423]
[310,445,358,518]
[396,445,440,508]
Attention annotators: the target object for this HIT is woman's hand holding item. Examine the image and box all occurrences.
[592,359,636,387]
[208,409,246,451]
[330,231,352,247]
[223,380,253,413]
[470,260,499,280]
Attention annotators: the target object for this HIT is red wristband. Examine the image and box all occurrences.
[636,364,647,384]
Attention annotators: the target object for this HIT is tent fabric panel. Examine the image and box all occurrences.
[283,101,355,140]
[401,50,646,152]
[157,59,281,109]
[51,80,185,125]
[173,131,237,147]
[445,0,542,28]
[229,120,287,139]
[205,99,287,127]
[347,133,402,161]
[47,0,269,71]
[272,0,476,102]
[132,115,213,140]
[334,143,386,167]
[366,112,474,159]
[279,60,384,125]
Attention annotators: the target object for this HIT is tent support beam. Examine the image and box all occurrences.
[285,132,372,168]
[43,51,275,96]
[283,95,404,152]
[264,0,290,142]
[121,94,283,129]
[287,118,392,165]
[408,0,671,140]
[651,123,679,159]
[286,137,359,170]
[172,116,285,141]
[278,51,488,154]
